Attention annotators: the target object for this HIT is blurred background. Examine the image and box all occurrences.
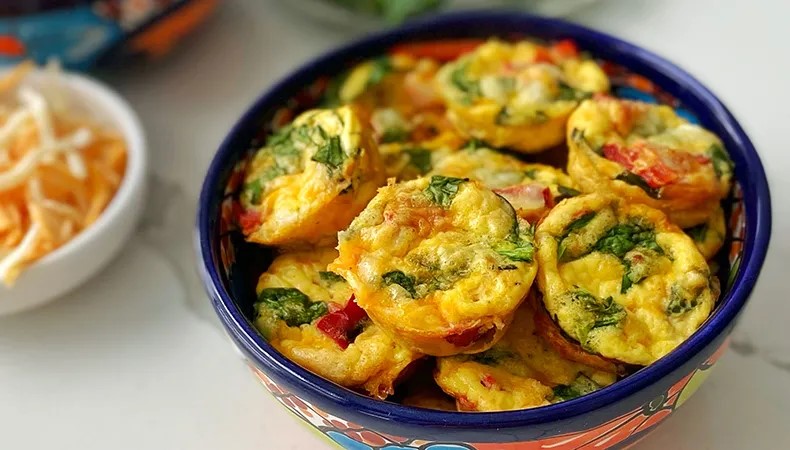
[0,1,786,449]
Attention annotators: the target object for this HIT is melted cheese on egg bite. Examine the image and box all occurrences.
[566,97,733,228]
[240,106,384,247]
[535,193,718,366]
[330,176,538,357]
[434,295,617,412]
[435,39,609,154]
[685,204,726,260]
[253,248,421,399]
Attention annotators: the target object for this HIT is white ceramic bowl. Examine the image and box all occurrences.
[0,70,147,316]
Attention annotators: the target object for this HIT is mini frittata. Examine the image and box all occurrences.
[434,294,617,412]
[429,144,579,221]
[436,39,610,153]
[330,176,538,356]
[240,106,385,247]
[535,193,718,366]
[566,96,733,228]
[254,248,422,399]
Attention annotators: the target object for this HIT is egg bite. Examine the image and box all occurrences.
[434,295,617,412]
[535,193,718,366]
[684,204,726,260]
[239,106,385,247]
[330,176,538,356]
[435,39,609,154]
[379,143,452,181]
[253,248,421,399]
[428,144,579,221]
[566,96,733,228]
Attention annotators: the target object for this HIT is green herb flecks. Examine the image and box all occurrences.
[319,271,346,284]
[666,285,701,315]
[311,135,346,169]
[552,374,601,402]
[404,148,433,173]
[382,270,418,298]
[424,175,468,208]
[708,144,733,179]
[615,172,660,199]
[256,288,328,327]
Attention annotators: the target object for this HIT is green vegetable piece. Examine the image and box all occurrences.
[450,63,480,104]
[381,127,410,143]
[311,135,346,169]
[614,172,660,199]
[471,348,514,366]
[382,270,417,298]
[557,83,593,102]
[708,144,733,179]
[367,56,392,86]
[319,271,346,284]
[245,180,263,204]
[594,223,663,259]
[424,175,467,208]
[256,288,328,327]
[404,148,433,173]
[572,290,627,331]
[552,374,601,402]
[524,169,538,179]
[463,138,486,151]
[557,212,596,262]
[556,185,581,201]
[685,224,708,242]
[666,285,700,315]
[620,252,652,293]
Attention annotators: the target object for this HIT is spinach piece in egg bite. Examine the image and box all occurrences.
[551,374,601,402]
[382,270,418,298]
[424,175,468,208]
[256,288,328,327]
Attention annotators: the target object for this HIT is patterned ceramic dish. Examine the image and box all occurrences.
[197,11,771,450]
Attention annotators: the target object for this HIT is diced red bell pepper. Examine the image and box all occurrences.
[533,46,553,64]
[316,295,368,350]
[389,39,485,62]
[602,143,678,188]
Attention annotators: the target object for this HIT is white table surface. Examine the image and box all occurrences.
[1,0,788,449]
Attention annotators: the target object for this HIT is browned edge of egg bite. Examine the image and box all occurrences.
[532,291,626,375]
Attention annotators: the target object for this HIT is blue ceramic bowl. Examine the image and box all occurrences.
[197,11,771,450]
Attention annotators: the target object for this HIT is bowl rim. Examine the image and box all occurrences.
[0,69,147,279]
[197,10,772,429]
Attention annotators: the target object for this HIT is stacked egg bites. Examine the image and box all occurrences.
[238,38,731,411]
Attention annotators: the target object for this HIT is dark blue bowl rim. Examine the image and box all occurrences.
[196,10,771,429]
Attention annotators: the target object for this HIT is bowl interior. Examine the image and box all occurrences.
[198,11,770,428]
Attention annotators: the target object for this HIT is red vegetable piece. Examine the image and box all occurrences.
[389,39,485,62]
[533,46,553,64]
[237,209,261,233]
[602,143,678,188]
[316,295,369,350]
[552,39,580,59]
[480,374,497,389]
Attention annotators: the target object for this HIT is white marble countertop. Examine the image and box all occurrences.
[1,0,788,448]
